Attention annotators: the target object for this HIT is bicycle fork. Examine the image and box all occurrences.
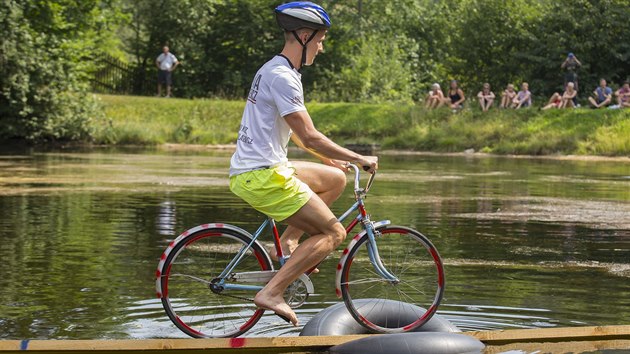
[361,218,400,283]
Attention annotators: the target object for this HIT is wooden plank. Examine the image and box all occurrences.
[485,339,630,354]
[0,325,629,353]
[0,335,371,354]
[467,325,630,345]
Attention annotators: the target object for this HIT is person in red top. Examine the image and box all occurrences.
[542,82,577,110]
[615,82,630,108]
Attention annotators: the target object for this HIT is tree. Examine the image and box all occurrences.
[0,0,125,142]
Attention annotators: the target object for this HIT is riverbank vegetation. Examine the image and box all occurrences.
[96,95,630,156]
[2,1,630,143]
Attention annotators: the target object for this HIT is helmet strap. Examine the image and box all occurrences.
[291,30,319,70]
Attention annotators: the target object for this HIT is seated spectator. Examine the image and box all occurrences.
[511,82,532,109]
[615,82,630,108]
[588,79,612,108]
[477,83,495,112]
[500,84,516,108]
[542,82,577,110]
[444,80,465,109]
[425,83,445,109]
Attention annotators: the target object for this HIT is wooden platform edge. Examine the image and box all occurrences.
[466,324,630,345]
[0,325,628,353]
[0,335,372,353]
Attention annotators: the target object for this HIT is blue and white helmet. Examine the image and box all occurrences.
[275,2,331,31]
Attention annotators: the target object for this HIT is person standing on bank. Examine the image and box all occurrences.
[561,52,581,105]
[156,46,179,97]
[229,2,377,326]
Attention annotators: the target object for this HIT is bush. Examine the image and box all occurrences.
[95,94,630,156]
[0,1,118,143]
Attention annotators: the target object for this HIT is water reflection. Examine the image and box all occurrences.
[0,147,629,340]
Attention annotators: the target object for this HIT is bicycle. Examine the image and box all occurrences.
[155,163,445,338]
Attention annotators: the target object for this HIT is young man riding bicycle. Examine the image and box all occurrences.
[229,2,378,326]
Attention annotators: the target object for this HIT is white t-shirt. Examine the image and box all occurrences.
[229,55,307,176]
[156,52,178,70]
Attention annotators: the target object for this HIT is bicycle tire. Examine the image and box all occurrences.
[156,225,272,338]
[339,225,445,333]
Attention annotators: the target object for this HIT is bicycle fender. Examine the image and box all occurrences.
[335,220,391,298]
[156,223,272,299]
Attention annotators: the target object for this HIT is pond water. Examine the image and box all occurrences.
[0,147,629,340]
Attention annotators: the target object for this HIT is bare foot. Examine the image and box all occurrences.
[254,292,298,326]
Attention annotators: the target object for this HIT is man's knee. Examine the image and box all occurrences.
[331,168,346,190]
[329,223,347,248]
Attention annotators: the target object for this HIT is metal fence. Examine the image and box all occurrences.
[91,55,155,95]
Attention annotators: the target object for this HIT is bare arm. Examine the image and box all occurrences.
[454,89,466,105]
[520,92,531,103]
[171,61,179,71]
[284,111,377,172]
[156,59,160,69]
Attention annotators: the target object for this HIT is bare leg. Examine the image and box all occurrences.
[485,98,493,111]
[588,97,599,108]
[157,84,162,97]
[501,95,510,108]
[562,98,574,109]
[478,97,485,111]
[271,161,346,261]
[167,85,172,97]
[254,194,347,326]
[546,93,560,106]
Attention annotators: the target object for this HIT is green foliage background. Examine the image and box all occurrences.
[96,94,630,156]
[0,0,124,142]
[1,0,630,143]
[114,0,630,101]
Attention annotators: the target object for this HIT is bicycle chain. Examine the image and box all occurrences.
[216,291,254,303]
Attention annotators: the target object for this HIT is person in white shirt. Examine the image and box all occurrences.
[229,2,377,326]
[155,46,179,97]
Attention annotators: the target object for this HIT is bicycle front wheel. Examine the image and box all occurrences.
[157,227,272,338]
[340,225,444,333]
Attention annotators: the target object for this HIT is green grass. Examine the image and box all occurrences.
[94,94,630,156]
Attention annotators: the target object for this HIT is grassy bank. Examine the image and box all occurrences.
[95,94,630,156]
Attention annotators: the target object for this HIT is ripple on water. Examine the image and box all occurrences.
[452,198,630,229]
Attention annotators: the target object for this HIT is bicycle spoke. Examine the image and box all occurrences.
[159,229,270,338]
[170,273,213,285]
[342,278,388,285]
[341,226,444,334]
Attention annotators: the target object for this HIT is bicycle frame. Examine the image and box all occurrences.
[216,164,399,293]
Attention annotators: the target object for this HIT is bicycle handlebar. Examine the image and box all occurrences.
[345,163,376,197]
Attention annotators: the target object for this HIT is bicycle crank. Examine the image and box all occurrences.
[284,273,314,308]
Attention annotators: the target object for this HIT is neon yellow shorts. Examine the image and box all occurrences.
[229,164,313,222]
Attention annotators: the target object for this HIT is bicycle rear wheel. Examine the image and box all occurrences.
[340,225,444,333]
[157,227,272,338]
